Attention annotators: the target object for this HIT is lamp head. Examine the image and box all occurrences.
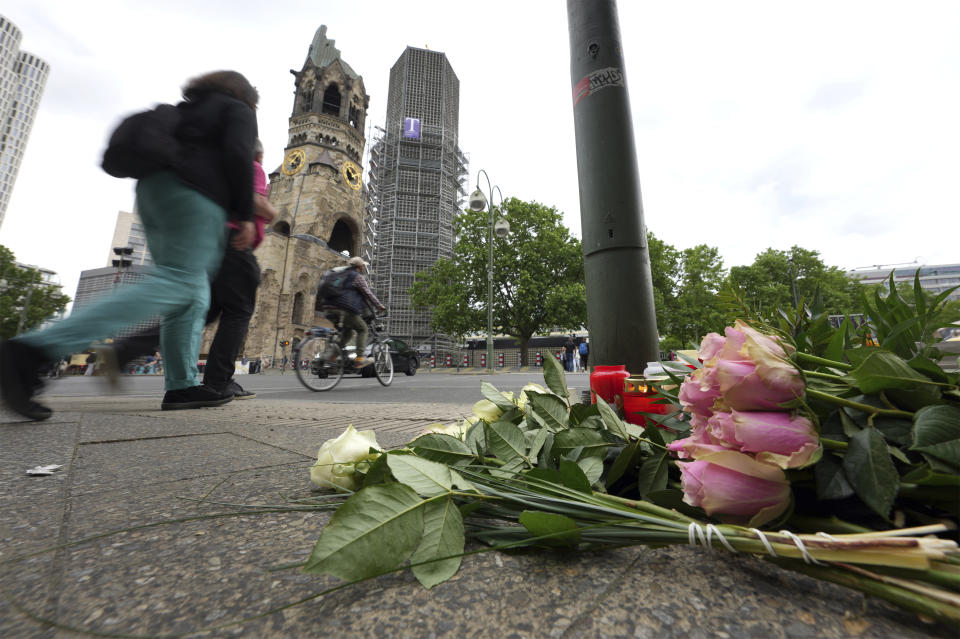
[494,217,510,238]
[468,189,487,211]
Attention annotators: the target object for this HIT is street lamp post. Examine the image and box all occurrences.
[788,256,799,308]
[469,169,509,374]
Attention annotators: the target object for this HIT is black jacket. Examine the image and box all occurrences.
[175,90,257,222]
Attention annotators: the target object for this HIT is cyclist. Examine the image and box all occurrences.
[321,257,386,366]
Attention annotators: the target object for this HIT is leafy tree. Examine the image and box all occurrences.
[670,245,727,348]
[0,245,71,339]
[646,232,680,343]
[411,198,585,365]
[727,246,863,319]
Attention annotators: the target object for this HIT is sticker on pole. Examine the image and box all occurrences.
[573,67,625,106]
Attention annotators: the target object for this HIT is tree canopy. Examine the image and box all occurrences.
[410,198,585,364]
[0,245,71,339]
[727,246,864,317]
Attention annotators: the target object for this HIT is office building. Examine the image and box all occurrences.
[107,209,152,266]
[0,15,49,229]
[847,263,960,302]
[368,46,467,349]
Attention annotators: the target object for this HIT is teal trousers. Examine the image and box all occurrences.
[22,172,226,390]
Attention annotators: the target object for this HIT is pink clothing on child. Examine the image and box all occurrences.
[228,160,268,249]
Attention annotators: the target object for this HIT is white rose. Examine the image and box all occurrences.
[472,398,503,422]
[310,425,381,492]
[517,383,547,410]
[423,422,468,438]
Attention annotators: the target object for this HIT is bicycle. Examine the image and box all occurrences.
[293,308,394,391]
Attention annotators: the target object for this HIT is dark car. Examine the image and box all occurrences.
[361,337,419,377]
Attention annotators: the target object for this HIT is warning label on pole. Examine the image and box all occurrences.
[573,67,624,106]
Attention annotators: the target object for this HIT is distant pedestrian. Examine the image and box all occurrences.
[563,336,575,372]
[573,344,582,372]
[579,339,589,370]
[1,70,259,421]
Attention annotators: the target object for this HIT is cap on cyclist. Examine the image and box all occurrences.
[321,256,386,366]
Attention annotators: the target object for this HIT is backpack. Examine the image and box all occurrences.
[101,104,182,179]
[317,268,355,302]
[579,342,588,356]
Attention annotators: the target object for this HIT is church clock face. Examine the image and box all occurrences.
[282,149,306,175]
[342,160,362,190]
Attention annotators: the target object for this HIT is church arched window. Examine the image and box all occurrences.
[322,85,341,116]
[328,219,355,255]
[349,105,360,129]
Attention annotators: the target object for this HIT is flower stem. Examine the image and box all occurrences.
[820,438,849,451]
[806,389,913,419]
[794,351,853,371]
[803,370,850,384]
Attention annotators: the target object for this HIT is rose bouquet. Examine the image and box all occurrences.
[299,275,959,624]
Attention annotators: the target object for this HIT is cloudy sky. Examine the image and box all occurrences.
[1,1,958,302]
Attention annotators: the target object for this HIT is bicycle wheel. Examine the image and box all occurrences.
[294,337,344,391]
[371,340,394,386]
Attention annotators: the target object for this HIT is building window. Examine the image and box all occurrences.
[322,85,341,116]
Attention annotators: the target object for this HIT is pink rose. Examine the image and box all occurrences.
[707,410,821,469]
[698,332,726,362]
[677,450,791,527]
[714,358,804,411]
[678,368,721,417]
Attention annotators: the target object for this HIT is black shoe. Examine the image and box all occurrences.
[161,385,233,410]
[0,339,53,421]
[224,380,255,399]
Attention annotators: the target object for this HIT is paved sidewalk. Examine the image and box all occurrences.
[0,396,954,638]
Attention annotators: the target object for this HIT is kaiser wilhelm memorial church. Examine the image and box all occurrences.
[227,25,465,366]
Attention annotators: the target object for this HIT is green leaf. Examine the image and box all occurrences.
[553,427,610,459]
[410,497,464,588]
[362,454,393,487]
[481,381,519,411]
[386,454,472,497]
[872,417,913,447]
[577,456,604,486]
[465,420,486,456]
[526,392,570,432]
[490,457,526,479]
[526,426,550,460]
[849,350,940,396]
[910,405,960,469]
[569,402,600,426]
[595,395,630,441]
[542,351,569,400]
[557,460,592,492]
[636,451,669,497]
[843,428,900,517]
[815,453,855,500]
[409,434,477,466]
[605,441,641,487]
[304,484,425,580]
[537,432,555,469]
[486,420,530,463]
[823,317,851,363]
[518,510,581,547]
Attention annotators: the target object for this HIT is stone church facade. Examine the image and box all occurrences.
[201,25,370,365]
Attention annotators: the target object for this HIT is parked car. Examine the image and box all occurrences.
[360,337,419,377]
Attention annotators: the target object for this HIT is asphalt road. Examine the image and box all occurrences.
[40,369,593,405]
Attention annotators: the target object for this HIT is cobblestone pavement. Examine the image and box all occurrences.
[0,398,955,638]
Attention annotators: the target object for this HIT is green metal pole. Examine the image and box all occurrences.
[567,0,659,373]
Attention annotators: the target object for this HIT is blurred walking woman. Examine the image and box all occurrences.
[1,71,259,419]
